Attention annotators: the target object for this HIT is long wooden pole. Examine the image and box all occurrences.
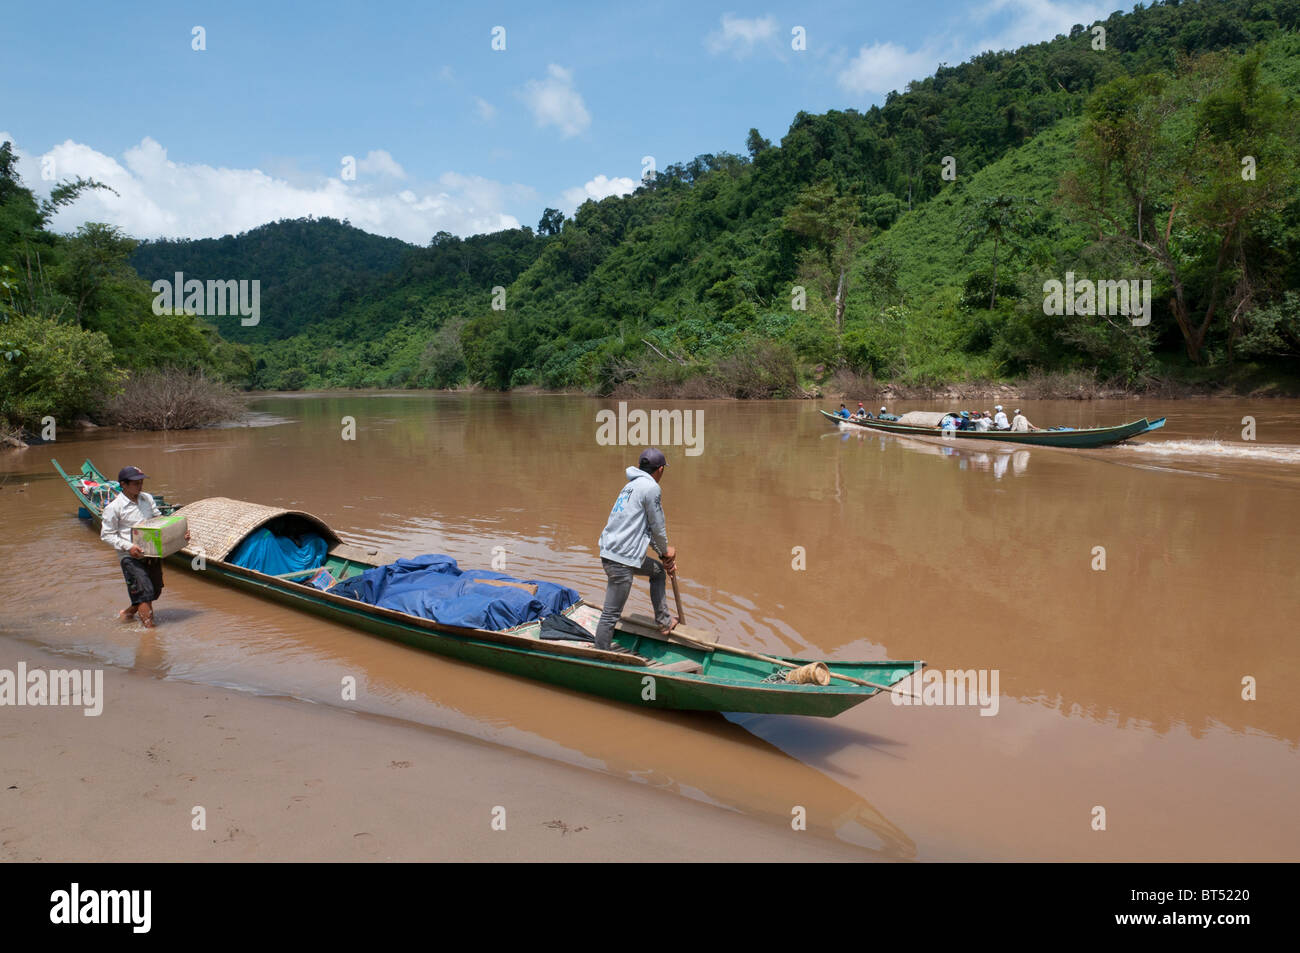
[669,571,686,625]
[274,567,321,580]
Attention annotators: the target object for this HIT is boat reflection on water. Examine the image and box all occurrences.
[824,428,1030,478]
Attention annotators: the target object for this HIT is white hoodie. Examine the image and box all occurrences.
[598,467,669,568]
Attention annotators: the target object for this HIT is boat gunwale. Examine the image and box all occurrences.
[169,556,906,698]
[199,559,919,695]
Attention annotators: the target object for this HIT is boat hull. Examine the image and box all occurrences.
[188,558,908,716]
[54,458,917,717]
[819,409,1166,448]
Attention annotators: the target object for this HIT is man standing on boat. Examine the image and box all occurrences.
[593,448,677,651]
[100,466,184,628]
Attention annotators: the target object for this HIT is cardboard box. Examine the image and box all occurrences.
[132,514,188,558]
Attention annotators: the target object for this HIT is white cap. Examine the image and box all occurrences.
[880,406,887,411]
[995,405,1003,411]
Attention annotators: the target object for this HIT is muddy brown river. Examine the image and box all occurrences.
[2,394,1298,860]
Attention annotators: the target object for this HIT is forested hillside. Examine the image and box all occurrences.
[123,0,1300,396]
[130,218,413,342]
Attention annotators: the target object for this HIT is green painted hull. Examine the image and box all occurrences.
[820,409,1166,448]
[54,458,919,717]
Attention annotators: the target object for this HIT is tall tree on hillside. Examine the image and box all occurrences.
[57,223,139,327]
[782,180,869,342]
[538,207,564,236]
[962,193,1040,309]
[1062,52,1299,363]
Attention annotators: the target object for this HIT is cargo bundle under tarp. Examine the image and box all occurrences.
[228,527,329,576]
[331,555,581,631]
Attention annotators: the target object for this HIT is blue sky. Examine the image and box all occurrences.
[2,0,1126,244]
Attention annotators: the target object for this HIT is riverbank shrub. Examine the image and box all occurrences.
[103,368,246,430]
[0,314,125,426]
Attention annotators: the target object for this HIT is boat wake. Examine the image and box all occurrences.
[1126,440,1300,464]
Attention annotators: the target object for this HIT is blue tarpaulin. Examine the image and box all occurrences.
[228,528,329,576]
[331,554,580,631]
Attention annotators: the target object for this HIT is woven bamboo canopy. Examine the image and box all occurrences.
[896,411,950,427]
[176,497,340,562]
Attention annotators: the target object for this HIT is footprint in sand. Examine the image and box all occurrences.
[143,785,177,806]
[389,761,411,769]
[352,832,380,856]
[543,820,589,836]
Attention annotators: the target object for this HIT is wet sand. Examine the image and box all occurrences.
[0,638,864,862]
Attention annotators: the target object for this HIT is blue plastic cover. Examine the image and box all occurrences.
[331,554,580,631]
[228,527,329,576]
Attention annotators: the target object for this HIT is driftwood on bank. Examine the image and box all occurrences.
[641,339,690,366]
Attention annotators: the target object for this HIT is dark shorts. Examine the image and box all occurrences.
[120,554,164,605]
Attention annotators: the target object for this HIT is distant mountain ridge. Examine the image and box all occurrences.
[130,216,414,341]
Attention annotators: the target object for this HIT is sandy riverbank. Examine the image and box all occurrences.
[0,637,868,862]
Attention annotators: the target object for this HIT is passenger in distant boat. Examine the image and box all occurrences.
[837,403,851,419]
[100,465,189,628]
[1010,409,1039,432]
[974,411,993,432]
[878,406,900,421]
[941,415,960,432]
[594,448,677,652]
[992,405,1010,430]
[856,402,871,419]
[958,411,974,430]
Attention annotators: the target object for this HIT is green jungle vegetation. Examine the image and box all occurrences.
[4,0,1299,436]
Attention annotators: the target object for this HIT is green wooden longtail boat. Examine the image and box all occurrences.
[54,459,920,717]
[820,409,1166,448]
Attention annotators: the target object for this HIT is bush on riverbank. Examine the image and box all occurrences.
[103,368,246,430]
[0,313,126,427]
[606,338,800,399]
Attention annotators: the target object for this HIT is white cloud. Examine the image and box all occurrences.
[838,41,941,97]
[356,149,406,179]
[560,174,637,213]
[4,135,531,243]
[706,14,778,56]
[473,96,497,122]
[520,64,591,138]
[837,0,1114,99]
[974,0,1112,52]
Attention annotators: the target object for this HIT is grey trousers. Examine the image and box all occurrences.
[594,556,671,650]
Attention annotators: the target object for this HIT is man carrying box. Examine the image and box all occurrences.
[100,465,187,627]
